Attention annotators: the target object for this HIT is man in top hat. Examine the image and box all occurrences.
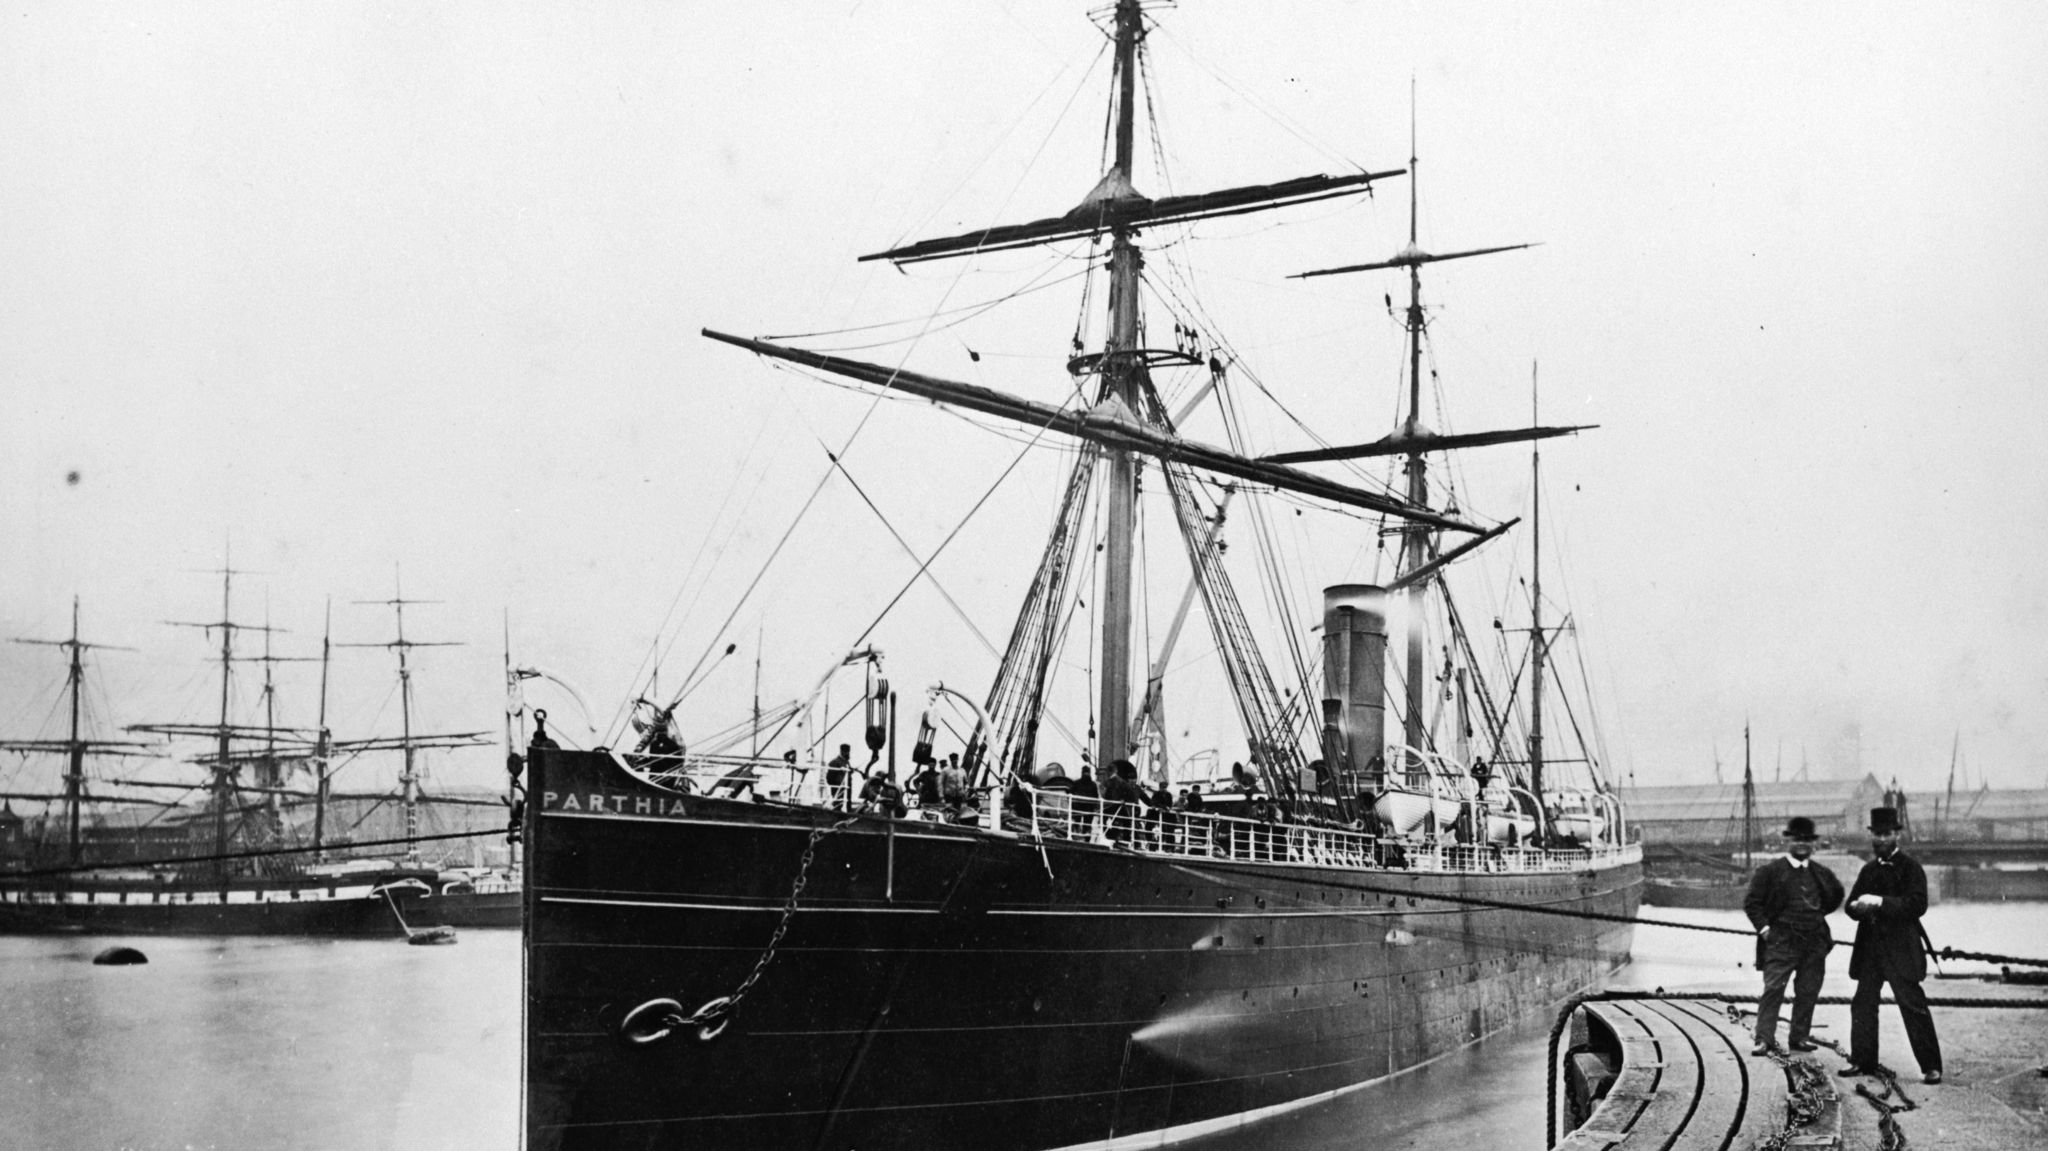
[1842,806,1943,1084]
[1743,815,1845,1054]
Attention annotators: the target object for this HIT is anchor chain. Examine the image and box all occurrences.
[620,815,860,1046]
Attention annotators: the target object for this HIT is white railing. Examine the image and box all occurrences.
[998,787,1636,875]
[621,753,1637,876]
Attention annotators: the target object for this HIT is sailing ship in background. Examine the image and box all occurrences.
[0,572,518,934]
[522,3,1638,1148]
[1641,725,1762,909]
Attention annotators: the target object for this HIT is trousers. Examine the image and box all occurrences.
[1849,970,1943,1074]
[1754,932,1828,1046]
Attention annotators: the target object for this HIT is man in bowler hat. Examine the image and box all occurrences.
[1842,806,1943,1084]
[1744,815,1844,1054]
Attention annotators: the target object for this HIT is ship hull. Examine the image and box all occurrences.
[524,745,1640,1150]
[0,878,424,936]
[0,879,523,935]
[422,885,523,928]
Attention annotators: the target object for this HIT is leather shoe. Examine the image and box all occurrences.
[1751,1041,1778,1056]
[1923,1070,1943,1085]
[1789,1040,1819,1052]
[1837,1065,1869,1077]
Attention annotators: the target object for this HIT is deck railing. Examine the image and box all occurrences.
[1001,789,1635,873]
[624,753,1637,875]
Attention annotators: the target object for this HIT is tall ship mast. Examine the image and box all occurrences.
[340,584,493,868]
[0,599,158,868]
[0,571,517,935]
[522,4,1639,1148]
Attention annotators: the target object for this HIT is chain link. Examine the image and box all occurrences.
[619,815,863,1045]
[715,816,859,1018]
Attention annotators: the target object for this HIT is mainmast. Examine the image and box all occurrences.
[1396,111,1430,786]
[129,564,325,878]
[1287,113,1574,797]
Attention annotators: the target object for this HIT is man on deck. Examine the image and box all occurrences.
[1743,815,1844,1054]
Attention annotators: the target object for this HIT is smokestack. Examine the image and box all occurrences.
[1322,585,1387,793]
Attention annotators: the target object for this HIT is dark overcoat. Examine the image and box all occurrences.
[1845,850,1930,982]
[1743,856,1845,938]
[1744,856,1844,967]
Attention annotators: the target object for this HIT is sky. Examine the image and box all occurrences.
[4,1,2046,808]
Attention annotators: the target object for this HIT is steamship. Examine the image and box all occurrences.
[522,3,1640,1148]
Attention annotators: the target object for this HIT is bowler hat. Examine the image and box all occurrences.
[1867,806,1902,833]
[1782,815,1818,841]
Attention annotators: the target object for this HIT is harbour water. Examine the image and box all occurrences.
[2,903,2039,1150]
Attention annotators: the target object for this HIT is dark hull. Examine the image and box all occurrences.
[0,868,523,935]
[416,887,523,928]
[524,746,1641,1150]
[0,884,419,937]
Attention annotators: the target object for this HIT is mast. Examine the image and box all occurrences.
[1529,363,1546,814]
[214,568,235,869]
[727,2,1420,788]
[1286,112,1558,797]
[1741,722,1755,868]
[1095,0,1146,778]
[1941,730,1958,840]
[313,598,333,862]
[1398,94,1431,786]
[128,560,303,879]
[342,583,489,868]
[259,608,282,839]
[64,600,85,862]
[1,600,152,868]
[503,610,522,872]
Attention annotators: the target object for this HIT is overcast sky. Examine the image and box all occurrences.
[4,2,2045,806]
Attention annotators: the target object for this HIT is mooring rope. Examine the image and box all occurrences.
[1167,858,2048,971]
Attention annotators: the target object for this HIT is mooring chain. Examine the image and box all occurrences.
[618,815,860,1046]
[1854,1076,1914,1151]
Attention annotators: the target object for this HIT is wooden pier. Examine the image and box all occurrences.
[1551,990,2048,1150]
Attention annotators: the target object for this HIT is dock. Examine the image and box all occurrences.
[1551,986,2048,1149]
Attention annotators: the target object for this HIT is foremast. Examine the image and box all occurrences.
[1095,0,1145,780]
[0,599,155,867]
[706,0,1428,791]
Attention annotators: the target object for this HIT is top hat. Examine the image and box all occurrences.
[1782,815,1818,841]
[1867,806,1902,834]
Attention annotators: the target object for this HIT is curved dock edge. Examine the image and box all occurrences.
[1551,995,1833,1150]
